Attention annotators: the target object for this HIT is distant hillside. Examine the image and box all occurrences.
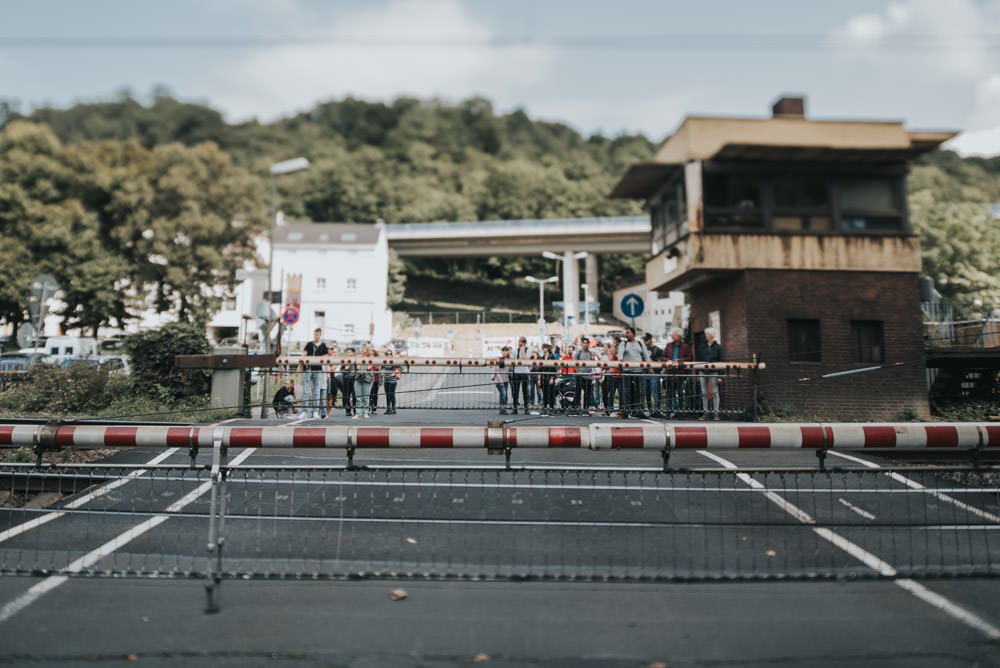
[4,94,998,314]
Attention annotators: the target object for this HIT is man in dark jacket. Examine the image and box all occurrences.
[663,327,694,417]
[642,333,665,418]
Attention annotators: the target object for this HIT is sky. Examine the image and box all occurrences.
[2,0,1000,155]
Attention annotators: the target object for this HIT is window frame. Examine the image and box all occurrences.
[850,320,885,364]
[787,318,822,364]
[695,163,910,238]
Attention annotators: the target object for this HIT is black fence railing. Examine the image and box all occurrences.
[2,463,997,607]
[265,368,755,420]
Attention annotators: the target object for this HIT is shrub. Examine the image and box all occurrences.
[122,322,211,401]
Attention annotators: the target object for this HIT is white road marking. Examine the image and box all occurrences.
[829,450,1000,523]
[699,450,1000,641]
[0,448,180,545]
[0,448,256,625]
[838,497,877,520]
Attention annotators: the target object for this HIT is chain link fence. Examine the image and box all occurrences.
[2,462,997,592]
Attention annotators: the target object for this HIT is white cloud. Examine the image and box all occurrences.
[205,0,556,122]
[945,126,1000,157]
[831,0,994,81]
[966,74,1000,131]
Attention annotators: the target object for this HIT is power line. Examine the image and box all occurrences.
[0,34,997,50]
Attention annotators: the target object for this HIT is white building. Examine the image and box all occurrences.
[611,283,687,339]
[208,221,393,349]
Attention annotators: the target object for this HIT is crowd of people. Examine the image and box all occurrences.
[271,328,402,419]
[490,326,724,420]
[272,326,725,420]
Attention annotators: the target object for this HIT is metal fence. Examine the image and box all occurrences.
[270,368,756,419]
[2,461,998,602]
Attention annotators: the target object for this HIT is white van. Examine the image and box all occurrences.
[45,336,98,364]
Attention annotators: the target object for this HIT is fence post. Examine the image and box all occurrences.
[204,426,228,613]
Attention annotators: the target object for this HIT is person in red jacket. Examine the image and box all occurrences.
[663,327,694,418]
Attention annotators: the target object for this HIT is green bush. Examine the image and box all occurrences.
[0,362,124,414]
[122,322,211,401]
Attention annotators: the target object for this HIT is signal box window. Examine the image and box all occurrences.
[772,178,833,232]
[703,172,764,230]
[788,319,821,363]
[839,179,904,232]
[851,320,885,363]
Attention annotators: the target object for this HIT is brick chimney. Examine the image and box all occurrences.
[772,96,805,119]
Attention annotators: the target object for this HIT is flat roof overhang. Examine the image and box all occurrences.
[608,162,682,199]
[712,143,932,164]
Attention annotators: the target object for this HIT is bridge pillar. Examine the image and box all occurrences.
[585,254,598,311]
[562,251,580,338]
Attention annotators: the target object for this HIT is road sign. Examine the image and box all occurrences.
[621,293,644,318]
[281,307,299,325]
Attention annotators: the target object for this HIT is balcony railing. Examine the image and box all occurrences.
[922,301,1000,349]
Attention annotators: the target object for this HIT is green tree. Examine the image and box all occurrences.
[387,248,407,306]
[909,193,1000,316]
[123,322,211,400]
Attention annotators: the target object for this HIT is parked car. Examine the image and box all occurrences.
[1,352,47,371]
[60,354,131,375]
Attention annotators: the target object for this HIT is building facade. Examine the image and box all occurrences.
[610,96,955,419]
[209,221,392,349]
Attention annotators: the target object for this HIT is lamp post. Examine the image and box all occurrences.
[581,283,591,338]
[525,275,558,324]
[542,250,588,340]
[260,157,310,418]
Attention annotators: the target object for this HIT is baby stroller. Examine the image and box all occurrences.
[554,375,578,414]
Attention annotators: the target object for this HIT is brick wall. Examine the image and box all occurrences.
[689,270,928,420]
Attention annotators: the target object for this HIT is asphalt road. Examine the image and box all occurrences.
[2,410,1000,665]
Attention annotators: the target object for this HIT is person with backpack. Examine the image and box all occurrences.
[617,327,650,418]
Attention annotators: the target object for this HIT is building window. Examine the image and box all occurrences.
[703,172,764,230]
[222,297,237,311]
[772,177,833,232]
[344,323,355,335]
[788,319,821,363]
[316,277,326,290]
[651,180,687,253]
[838,178,904,232]
[346,278,357,291]
[851,320,885,363]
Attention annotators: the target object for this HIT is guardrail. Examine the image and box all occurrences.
[3,422,998,467]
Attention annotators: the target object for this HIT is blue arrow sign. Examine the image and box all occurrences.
[621,293,644,318]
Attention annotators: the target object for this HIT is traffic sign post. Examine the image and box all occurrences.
[621,293,644,329]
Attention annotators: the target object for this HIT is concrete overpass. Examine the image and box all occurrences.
[384,216,651,330]
[384,216,650,257]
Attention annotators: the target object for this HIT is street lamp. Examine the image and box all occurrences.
[261,157,310,418]
[542,250,588,339]
[525,275,558,324]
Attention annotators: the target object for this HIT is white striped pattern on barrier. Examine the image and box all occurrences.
[1,423,997,450]
[276,356,763,371]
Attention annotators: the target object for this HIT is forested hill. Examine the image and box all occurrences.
[2,94,998,321]
[6,94,653,223]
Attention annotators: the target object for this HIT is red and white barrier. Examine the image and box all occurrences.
[2,422,997,451]
[275,356,763,371]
